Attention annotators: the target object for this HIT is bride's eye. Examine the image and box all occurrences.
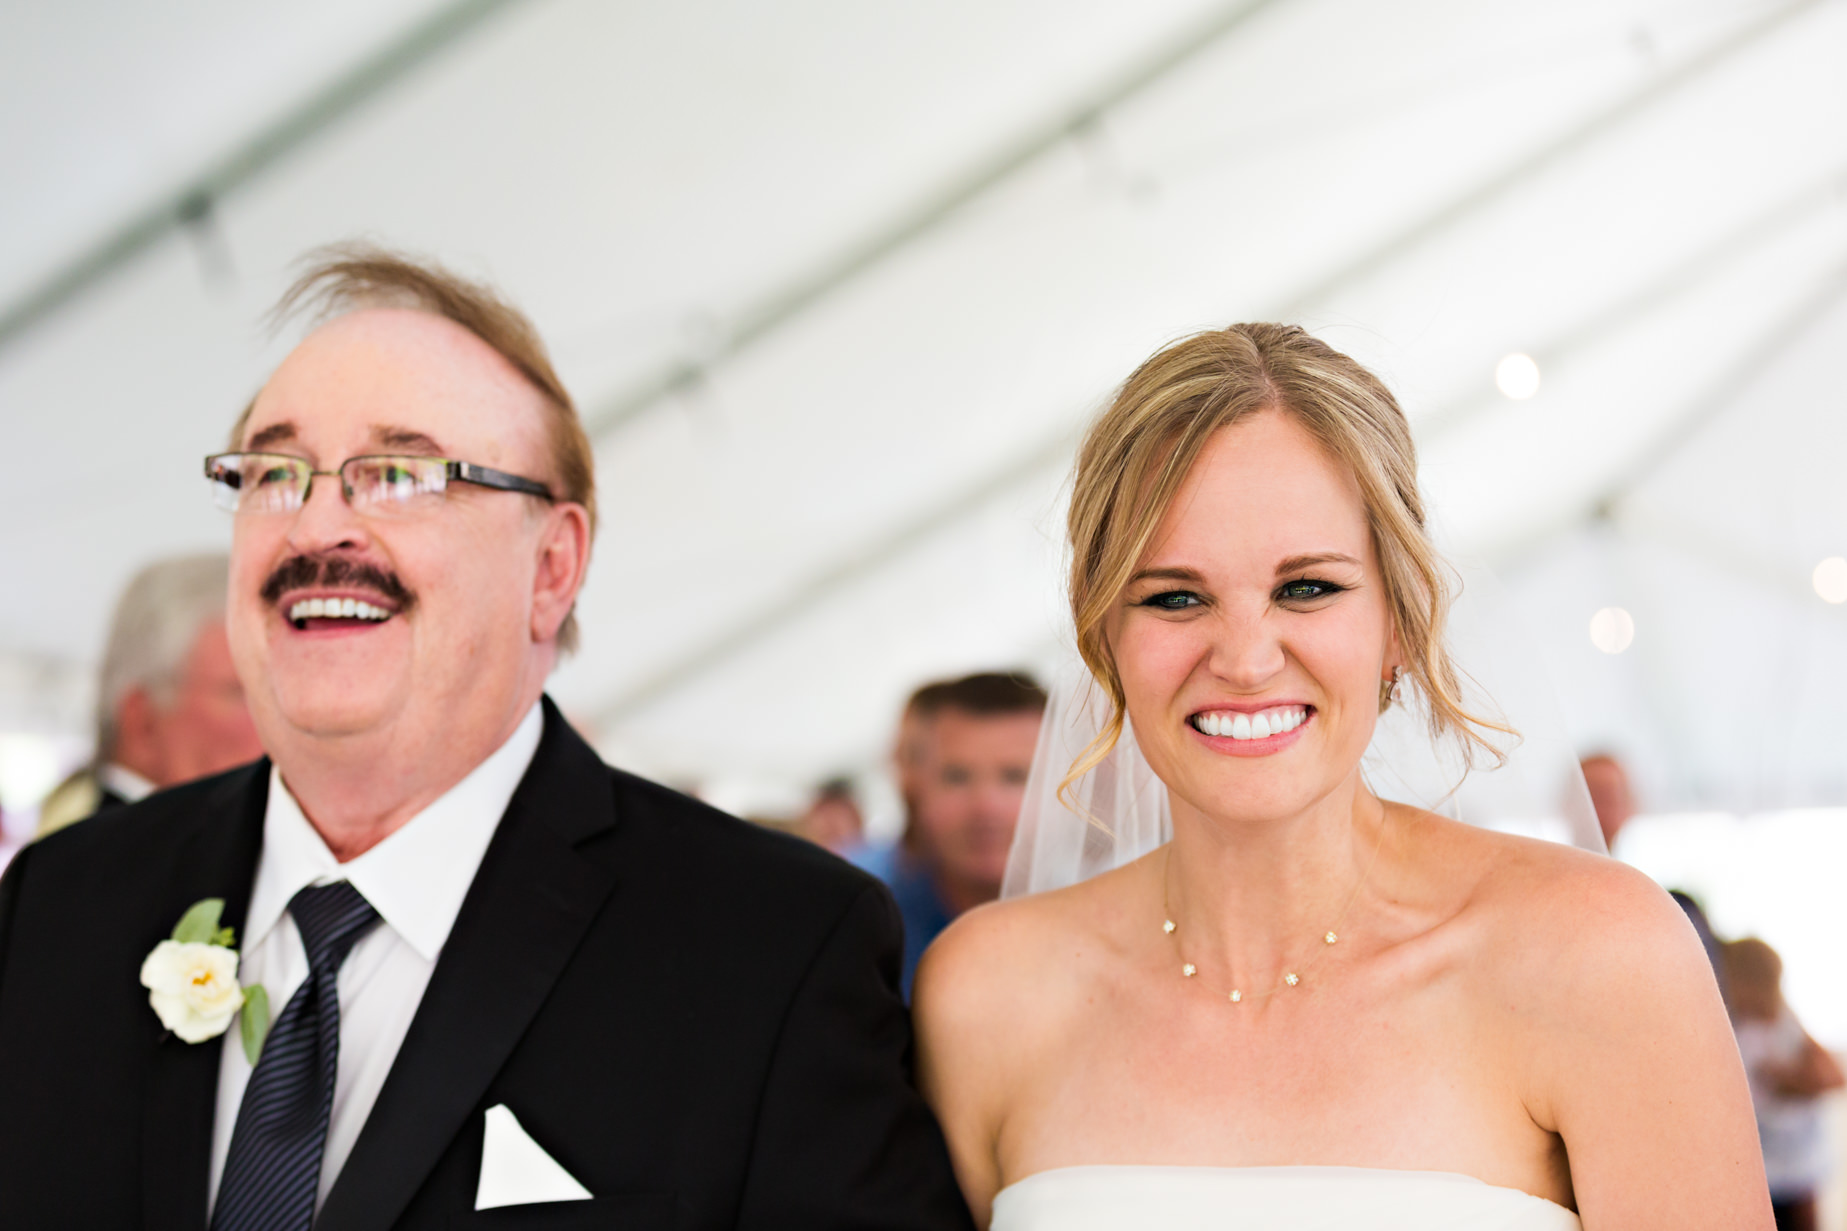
[1276,578,1346,604]
[1139,590,1203,611]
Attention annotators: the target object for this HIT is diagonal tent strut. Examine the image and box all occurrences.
[1488,259,1847,572]
[0,0,528,353]
[1413,161,1847,442]
[1276,0,1825,319]
[593,429,1079,729]
[580,0,1291,439]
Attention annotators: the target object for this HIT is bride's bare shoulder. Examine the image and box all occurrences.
[1404,809,1716,1007]
[913,861,1145,1043]
[1415,812,1672,926]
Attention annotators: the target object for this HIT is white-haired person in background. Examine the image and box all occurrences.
[37,553,264,835]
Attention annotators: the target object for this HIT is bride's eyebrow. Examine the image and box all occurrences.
[1274,552,1361,576]
[1128,566,1206,585]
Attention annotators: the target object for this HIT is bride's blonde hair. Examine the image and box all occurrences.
[1063,323,1507,801]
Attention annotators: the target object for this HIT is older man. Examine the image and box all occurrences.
[37,553,264,835]
[0,248,970,1231]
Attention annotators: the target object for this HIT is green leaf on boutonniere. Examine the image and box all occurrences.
[171,898,226,945]
[240,984,271,1066]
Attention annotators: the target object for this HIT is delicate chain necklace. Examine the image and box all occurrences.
[1160,806,1390,1005]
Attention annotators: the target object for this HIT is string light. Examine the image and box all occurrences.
[1589,607,1635,654]
[1813,557,1847,604]
[1495,353,1541,400]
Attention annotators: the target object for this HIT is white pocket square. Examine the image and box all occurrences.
[475,1104,594,1210]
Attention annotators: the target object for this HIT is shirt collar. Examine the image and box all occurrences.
[244,702,545,962]
[96,762,156,803]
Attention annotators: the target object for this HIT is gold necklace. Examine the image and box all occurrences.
[1160,806,1390,1005]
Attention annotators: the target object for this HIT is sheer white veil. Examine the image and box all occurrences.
[1002,564,1605,900]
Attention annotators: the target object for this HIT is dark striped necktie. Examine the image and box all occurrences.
[211,880,381,1231]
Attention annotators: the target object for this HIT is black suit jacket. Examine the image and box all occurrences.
[0,699,973,1231]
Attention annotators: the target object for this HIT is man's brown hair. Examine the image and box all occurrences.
[232,244,597,651]
[907,671,1048,721]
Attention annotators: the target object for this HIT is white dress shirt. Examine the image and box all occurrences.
[96,761,155,803]
[208,702,543,1216]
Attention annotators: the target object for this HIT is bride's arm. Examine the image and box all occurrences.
[913,902,1034,1230]
[1517,859,1773,1230]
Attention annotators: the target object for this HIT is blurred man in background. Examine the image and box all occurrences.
[36,553,263,835]
[1582,751,1725,993]
[861,671,1046,997]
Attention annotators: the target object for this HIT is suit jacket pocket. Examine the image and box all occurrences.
[449,1192,675,1230]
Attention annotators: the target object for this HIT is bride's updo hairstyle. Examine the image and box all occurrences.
[1064,323,1505,794]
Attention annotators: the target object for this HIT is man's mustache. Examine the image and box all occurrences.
[260,554,417,613]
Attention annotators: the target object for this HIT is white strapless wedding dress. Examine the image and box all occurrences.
[990,1165,1581,1229]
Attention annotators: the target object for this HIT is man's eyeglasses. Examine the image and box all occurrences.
[205,452,554,517]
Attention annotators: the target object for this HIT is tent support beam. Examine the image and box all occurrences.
[592,428,1078,728]
[0,0,525,353]
[581,0,1288,439]
[1613,502,1847,621]
[1276,0,1824,318]
[1598,268,1847,508]
[1488,261,1847,571]
[1414,162,1847,441]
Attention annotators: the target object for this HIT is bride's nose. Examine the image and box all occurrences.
[1203,603,1286,690]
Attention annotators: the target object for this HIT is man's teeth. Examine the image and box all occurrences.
[1192,706,1308,740]
[286,598,391,622]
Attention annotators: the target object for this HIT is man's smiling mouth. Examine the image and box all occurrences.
[286,597,394,630]
[263,553,416,631]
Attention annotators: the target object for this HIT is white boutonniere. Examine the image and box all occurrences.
[139,898,272,1064]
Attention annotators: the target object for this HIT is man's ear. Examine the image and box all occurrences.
[112,686,164,777]
[530,502,592,644]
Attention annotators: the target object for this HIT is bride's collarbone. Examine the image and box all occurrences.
[999,975,1566,1197]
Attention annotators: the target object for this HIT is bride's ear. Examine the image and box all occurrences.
[1379,620,1407,710]
[1383,612,1404,679]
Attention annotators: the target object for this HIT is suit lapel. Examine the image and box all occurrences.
[140,763,269,1231]
[316,701,619,1231]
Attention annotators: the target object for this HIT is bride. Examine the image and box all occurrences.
[912,324,1770,1229]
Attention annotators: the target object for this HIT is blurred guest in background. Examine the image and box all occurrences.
[859,671,1046,997]
[1581,750,1725,993]
[0,801,16,876]
[1722,937,1844,1231]
[798,776,867,856]
[36,553,263,836]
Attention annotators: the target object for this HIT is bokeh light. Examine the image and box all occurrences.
[1811,556,1847,603]
[1494,352,1541,400]
[1589,606,1635,654]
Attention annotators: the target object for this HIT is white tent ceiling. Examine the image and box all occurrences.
[3,0,1845,817]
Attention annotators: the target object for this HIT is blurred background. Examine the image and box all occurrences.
[0,0,1843,1150]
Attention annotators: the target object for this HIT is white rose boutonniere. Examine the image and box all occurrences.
[140,898,271,1063]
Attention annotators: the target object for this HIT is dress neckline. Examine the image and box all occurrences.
[995,1163,1576,1215]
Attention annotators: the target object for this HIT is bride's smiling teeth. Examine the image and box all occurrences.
[1190,706,1308,740]
[286,597,393,627]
